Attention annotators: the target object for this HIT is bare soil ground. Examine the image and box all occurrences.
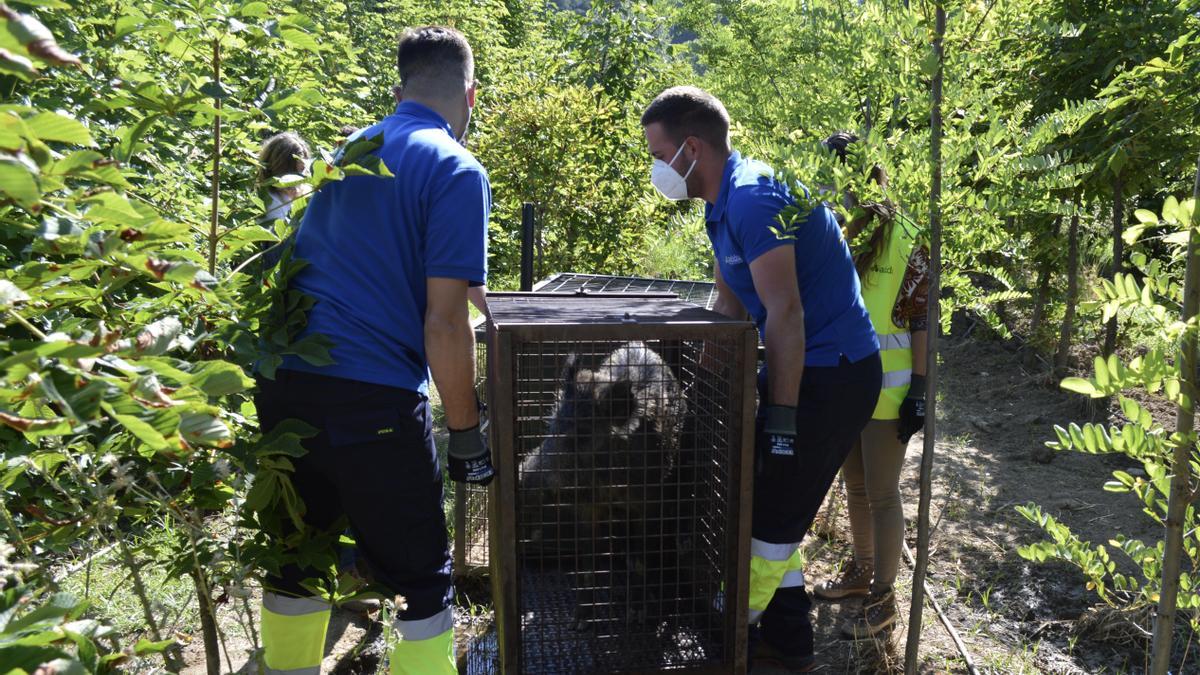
[180,333,1185,674]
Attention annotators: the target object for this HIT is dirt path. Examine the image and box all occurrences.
[185,334,1168,674]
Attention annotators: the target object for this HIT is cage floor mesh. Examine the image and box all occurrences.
[533,273,718,311]
[464,569,721,674]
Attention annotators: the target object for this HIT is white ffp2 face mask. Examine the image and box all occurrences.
[650,142,696,201]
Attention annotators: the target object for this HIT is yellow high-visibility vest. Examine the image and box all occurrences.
[860,219,919,420]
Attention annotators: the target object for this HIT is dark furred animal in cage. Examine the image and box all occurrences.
[482,294,755,674]
[519,341,694,628]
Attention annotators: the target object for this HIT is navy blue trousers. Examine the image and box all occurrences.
[254,369,452,622]
[755,352,882,657]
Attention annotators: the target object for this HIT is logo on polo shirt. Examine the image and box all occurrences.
[724,254,744,265]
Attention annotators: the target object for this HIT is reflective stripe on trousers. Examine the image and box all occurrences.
[391,607,455,675]
[749,538,803,624]
[261,592,331,674]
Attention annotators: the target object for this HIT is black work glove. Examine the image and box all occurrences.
[898,374,926,444]
[448,403,494,485]
[761,404,798,459]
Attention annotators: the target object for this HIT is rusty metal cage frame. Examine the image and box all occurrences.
[482,294,757,675]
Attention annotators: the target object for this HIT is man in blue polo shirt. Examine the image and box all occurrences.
[642,86,882,671]
[254,26,492,675]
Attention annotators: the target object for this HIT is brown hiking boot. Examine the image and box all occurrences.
[841,586,897,640]
[813,561,873,601]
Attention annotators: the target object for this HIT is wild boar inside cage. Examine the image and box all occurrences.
[484,294,756,674]
[454,289,714,576]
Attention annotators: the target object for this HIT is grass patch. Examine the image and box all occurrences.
[56,534,200,640]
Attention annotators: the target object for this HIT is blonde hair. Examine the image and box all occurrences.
[258,132,311,185]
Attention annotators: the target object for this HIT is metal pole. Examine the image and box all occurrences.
[520,202,535,291]
[905,4,944,673]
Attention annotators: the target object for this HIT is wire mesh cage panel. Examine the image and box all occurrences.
[486,294,756,675]
[534,273,718,310]
[453,288,711,576]
[453,324,492,575]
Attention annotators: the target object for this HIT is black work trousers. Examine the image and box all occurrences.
[753,352,883,542]
[754,352,882,656]
[254,369,452,622]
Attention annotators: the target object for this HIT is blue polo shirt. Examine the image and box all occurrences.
[281,102,490,393]
[705,152,877,367]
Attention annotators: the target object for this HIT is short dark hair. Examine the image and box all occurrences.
[641,86,731,150]
[396,26,474,97]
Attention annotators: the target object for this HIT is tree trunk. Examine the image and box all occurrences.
[1149,154,1200,675]
[904,4,944,674]
[1104,173,1124,356]
[1053,204,1080,377]
[192,569,222,675]
[1029,217,1062,346]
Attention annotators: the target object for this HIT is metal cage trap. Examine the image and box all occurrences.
[461,293,755,674]
[453,277,720,577]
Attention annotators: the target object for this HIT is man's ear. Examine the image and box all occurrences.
[467,83,477,109]
[685,135,701,162]
[393,85,404,104]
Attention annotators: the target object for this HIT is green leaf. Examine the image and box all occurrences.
[115,114,161,163]
[1081,424,1099,452]
[1164,196,1183,225]
[1134,208,1159,225]
[0,279,30,308]
[189,361,253,397]
[239,1,269,17]
[114,14,145,39]
[0,646,69,672]
[48,149,104,175]
[919,49,939,76]
[6,592,77,631]
[286,334,334,366]
[1068,423,1087,449]
[199,80,233,100]
[179,412,232,448]
[1165,378,1182,402]
[1061,377,1100,397]
[1093,356,1109,388]
[1123,223,1147,246]
[280,28,321,52]
[101,402,171,452]
[23,112,93,146]
[133,638,176,655]
[1107,146,1127,176]
[1053,424,1072,449]
[0,155,39,206]
[265,87,323,113]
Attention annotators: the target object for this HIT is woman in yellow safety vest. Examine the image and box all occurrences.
[813,132,930,640]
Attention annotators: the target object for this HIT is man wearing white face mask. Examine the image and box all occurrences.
[642,86,881,672]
